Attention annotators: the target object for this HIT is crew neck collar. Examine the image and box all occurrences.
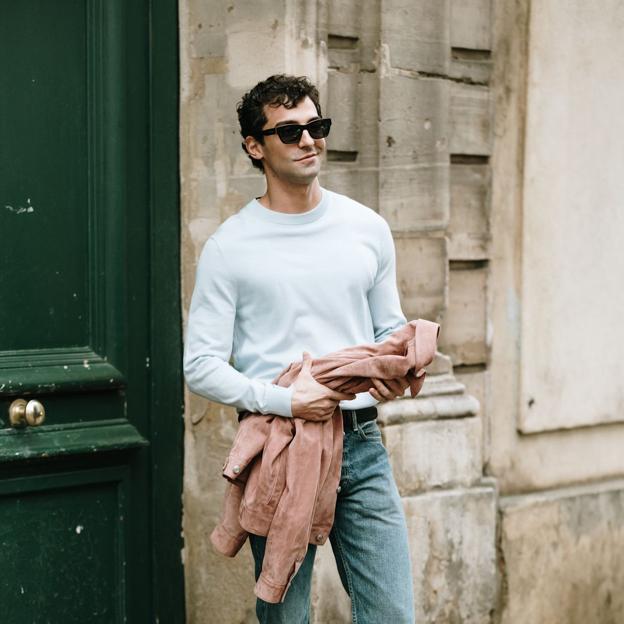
[247,188,329,225]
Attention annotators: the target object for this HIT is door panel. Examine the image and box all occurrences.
[1,0,128,399]
[2,0,89,353]
[0,467,128,623]
[0,1,183,621]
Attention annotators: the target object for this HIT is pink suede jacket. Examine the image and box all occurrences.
[210,319,440,603]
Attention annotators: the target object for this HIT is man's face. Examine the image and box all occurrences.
[253,96,325,185]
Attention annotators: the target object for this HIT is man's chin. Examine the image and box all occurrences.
[286,167,321,185]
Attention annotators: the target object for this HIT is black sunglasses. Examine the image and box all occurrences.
[260,118,332,144]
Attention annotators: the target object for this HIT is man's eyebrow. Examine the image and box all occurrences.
[274,115,321,128]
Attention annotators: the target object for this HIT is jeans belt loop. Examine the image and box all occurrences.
[351,410,357,432]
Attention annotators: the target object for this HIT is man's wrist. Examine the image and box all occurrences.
[264,383,294,418]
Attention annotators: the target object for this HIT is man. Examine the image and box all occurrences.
[184,74,415,623]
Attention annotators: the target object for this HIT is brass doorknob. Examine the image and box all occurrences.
[9,399,46,427]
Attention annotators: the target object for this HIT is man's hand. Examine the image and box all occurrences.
[368,377,410,402]
[291,352,356,422]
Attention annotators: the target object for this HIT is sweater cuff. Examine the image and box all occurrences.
[264,384,293,417]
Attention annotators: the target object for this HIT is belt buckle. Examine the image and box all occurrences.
[343,408,357,432]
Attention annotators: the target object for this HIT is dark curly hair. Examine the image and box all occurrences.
[237,74,322,172]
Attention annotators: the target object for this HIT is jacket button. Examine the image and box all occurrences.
[316,533,323,542]
[336,485,341,493]
[232,465,241,474]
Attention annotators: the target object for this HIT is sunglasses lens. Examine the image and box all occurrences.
[276,126,302,144]
[274,119,332,144]
[307,119,331,139]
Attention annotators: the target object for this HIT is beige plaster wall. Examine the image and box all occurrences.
[488,0,624,493]
[519,0,624,433]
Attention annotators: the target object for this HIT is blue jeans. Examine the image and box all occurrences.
[249,419,415,623]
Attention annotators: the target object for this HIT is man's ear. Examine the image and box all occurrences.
[243,135,264,165]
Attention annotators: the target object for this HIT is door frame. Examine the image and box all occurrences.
[148,0,185,620]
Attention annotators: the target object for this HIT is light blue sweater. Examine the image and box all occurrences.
[183,187,407,417]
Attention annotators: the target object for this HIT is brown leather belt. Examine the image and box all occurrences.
[340,406,378,432]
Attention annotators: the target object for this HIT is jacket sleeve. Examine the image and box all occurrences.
[183,237,293,417]
[367,219,408,343]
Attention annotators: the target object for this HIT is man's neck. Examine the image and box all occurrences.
[258,178,322,214]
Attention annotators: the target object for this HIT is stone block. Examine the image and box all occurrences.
[359,0,382,70]
[379,164,450,231]
[449,83,491,156]
[378,386,480,426]
[327,0,361,39]
[326,71,359,152]
[394,235,447,323]
[318,167,361,204]
[383,417,483,494]
[449,53,492,85]
[188,0,227,58]
[500,480,624,624]
[327,42,359,70]
[438,265,487,365]
[454,367,490,465]
[450,0,492,51]
[380,74,449,167]
[379,74,450,230]
[405,485,498,623]
[352,70,380,169]
[454,368,487,423]
[449,162,491,260]
[381,0,450,73]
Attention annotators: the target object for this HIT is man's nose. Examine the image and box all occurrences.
[298,129,315,147]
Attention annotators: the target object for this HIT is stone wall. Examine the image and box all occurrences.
[179,0,624,622]
[179,0,495,622]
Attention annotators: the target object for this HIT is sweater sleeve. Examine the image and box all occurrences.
[367,219,408,343]
[183,237,294,417]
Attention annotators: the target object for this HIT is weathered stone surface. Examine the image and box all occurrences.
[449,52,492,85]
[394,235,447,323]
[406,485,498,623]
[378,387,480,426]
[438,264,487,365]
[450,0,492,51]
[449,162,491,260]
[379,75,449,166]
[454,367,490,464]
[380,163,450,232]
[326,70,359,151]
[500,480,624,624]
[379,74,450,230]
[450,83,491,156]
[326,0,360,39]
[381,0,450,74]
[384,417,483,494]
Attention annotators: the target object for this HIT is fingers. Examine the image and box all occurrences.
[301,351,312,370]
[332,390,358,401]
[369,379,388,400]
[369,377,406,401]
[369,386,383,402]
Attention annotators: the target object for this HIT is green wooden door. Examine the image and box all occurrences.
[0,1,184,622]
